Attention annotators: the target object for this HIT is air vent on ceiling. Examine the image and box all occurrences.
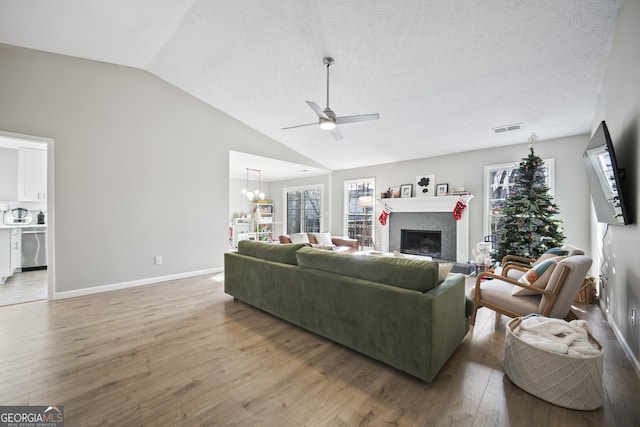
[493,123,523,134]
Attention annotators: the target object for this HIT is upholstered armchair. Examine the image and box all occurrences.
[470,255,592,325]
[501,244,585,280]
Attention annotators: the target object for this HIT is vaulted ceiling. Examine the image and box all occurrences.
[0,0,623,176]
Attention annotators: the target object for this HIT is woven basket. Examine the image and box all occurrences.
[503,317,604,410]
[575,277,596,304]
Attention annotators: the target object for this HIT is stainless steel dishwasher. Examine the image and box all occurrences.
[21,227,47,270]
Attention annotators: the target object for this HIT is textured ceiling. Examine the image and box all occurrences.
[0,0,623,176]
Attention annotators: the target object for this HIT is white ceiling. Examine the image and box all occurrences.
[0,0,623,179]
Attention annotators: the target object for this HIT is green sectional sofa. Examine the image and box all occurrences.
[224,240,473,382]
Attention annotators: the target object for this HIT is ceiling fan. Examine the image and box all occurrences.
[282,57,380,140]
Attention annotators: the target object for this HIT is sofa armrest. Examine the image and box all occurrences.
[331,236,358,248]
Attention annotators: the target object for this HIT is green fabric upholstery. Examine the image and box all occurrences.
[224,247,470,382]
[295,246,439,292]
[238,240,309,265]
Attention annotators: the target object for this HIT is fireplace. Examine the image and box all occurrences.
[379,195,473,263]
[401,229,442,258]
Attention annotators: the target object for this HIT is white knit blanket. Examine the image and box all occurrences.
[513,316,601,357]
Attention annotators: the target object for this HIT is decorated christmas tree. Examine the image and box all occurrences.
[494,134,565,263]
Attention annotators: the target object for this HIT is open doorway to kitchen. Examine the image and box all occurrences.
[0,131,53,307]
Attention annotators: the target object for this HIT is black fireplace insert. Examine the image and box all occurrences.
[400,229,442,258]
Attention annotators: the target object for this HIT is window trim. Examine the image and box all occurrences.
[282,184,325,234]
[343,177,375,248]
[483,158,555,244]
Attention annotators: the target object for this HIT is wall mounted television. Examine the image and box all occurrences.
[583,120,631,225]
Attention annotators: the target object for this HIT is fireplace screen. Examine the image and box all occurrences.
[401,229,442,259]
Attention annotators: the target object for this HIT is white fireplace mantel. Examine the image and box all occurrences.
[378,195,473,263]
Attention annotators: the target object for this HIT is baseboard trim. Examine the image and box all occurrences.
[601,301,640,379]
[53,267,223,300]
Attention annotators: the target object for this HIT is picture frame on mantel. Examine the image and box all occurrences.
[436,183,449,196]
[400,184,413,198]
[415,174,435,197]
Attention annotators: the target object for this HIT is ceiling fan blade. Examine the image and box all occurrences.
[306,101,328,119]
[335,113,380,125]
[329,126,343,140]
[282,122,318,130]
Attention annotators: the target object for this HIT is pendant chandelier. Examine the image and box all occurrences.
[241,168,265,201]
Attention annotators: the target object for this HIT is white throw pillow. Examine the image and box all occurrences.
[311,232,334,247]
[438,263,453,282]
[289,233,310,244]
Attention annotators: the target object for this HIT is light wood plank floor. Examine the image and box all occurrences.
[0,274,638,426]
[0,269,47,306]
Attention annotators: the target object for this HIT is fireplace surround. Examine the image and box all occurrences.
[378,195,473,263]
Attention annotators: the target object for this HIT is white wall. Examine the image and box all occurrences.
[0,43,317,293]
[269,134,591,262]
[328,134,591,258]
[591,0,640,372]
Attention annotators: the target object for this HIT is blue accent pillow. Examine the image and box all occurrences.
[544,247,568,256]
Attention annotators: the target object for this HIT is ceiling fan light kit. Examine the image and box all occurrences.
[282,57,379,140]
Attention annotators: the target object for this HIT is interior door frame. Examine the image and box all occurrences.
[0,130,55,301]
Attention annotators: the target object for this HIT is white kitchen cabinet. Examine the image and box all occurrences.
[19,147,47,202]
[0,229,11,283]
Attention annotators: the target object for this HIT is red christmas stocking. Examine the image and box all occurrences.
[453,199,467,220]
[378,209,389,226]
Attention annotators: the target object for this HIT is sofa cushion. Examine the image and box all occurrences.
[295,246,439,292]
[256,243,310,265]
[237,239,263,257]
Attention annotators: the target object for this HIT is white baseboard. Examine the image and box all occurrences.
[601,302,640,379]
[53,267,223,300]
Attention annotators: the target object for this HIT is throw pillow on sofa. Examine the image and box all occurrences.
[310,232,334,247]
[289,233,310,244]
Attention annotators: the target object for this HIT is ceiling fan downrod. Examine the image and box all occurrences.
[323,57,334,110]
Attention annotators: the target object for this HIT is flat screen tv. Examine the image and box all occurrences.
[583,120,630,225]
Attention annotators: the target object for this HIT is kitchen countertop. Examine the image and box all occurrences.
[0,224,47,229]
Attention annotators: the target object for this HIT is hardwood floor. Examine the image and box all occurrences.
[0,269,47,306]
[0,273,638,426]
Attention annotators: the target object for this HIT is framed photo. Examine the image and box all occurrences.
[390,186,401,198]
[400,184,413,198]
[415,174,435,197]
[436,183,449,196]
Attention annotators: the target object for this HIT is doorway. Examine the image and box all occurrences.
[0,131,54,306]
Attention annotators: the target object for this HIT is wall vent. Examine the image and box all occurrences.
[493,123,523,134]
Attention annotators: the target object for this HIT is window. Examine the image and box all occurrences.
[283,185,323,234]
[484,159,554,250]
[344,178,375,249]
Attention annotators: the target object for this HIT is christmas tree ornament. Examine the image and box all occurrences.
[494,139,565,261]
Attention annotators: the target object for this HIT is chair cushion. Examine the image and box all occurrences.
[471,279,541,315]
[514,257,563,296]
[289,233,310,244]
